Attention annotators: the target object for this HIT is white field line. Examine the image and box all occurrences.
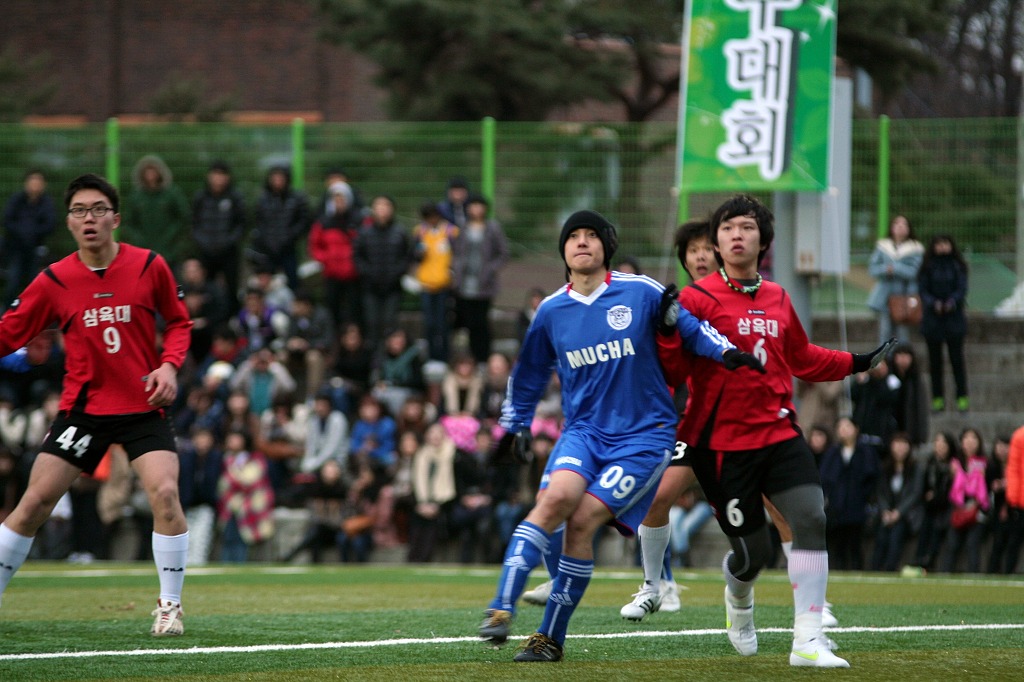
[2,623,1023,662]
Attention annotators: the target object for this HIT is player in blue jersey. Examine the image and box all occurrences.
[477,209,764,662]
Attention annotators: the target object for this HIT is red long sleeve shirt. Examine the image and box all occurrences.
[0,243,192,415]
[658,274,853,451]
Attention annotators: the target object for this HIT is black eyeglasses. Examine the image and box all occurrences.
[68,205,113,218]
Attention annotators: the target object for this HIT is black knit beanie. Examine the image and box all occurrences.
[558,210,619,274]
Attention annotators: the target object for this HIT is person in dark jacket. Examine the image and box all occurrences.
[888,343,929,447]
[820,417,880,571]
[122,155,191,268]
[913,432,957,570]
[870,432,923,571]
[917,234,969,413]
[2,169,56,306]
[250,165,310,291]
[850,358,900,448]
[192,160,247,308]
[353,195,411,350]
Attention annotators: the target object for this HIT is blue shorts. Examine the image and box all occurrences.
[539,429,672,537]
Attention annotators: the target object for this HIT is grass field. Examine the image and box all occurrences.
[0,562,1021,681]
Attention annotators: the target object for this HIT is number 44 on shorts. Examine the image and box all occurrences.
[55,426,93,458]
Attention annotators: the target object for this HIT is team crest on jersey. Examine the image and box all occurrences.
[606,305,632,330]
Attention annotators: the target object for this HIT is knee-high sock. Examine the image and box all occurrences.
[639,523,671,587]
[543,523,565,580]
[489,521,549,613]
[0,524,33,599]
[789,549,828,644]
[539,555,593,647]
[153,531,189,604]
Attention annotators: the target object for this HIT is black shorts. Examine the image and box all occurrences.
[689,436,820,537]
[669,439,692,467]
[41,410,178,475]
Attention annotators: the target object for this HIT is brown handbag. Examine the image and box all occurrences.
[888,294,923,325]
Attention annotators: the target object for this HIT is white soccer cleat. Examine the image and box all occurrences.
[620,583,662,621]
[724,586,757,656]
[522,579,553,606]
[659,579,681,612]
[150,599,184,637]
[790,636,850,668]
[822,601,839,628]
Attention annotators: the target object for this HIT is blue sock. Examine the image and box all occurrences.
[662,542,674,582]
[543,524,565,579]
[539,555,593,647]
[488,521,549,613]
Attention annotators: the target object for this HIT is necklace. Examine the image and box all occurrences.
[719,267,762,294]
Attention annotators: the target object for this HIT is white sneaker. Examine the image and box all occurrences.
[659,579,681,612]
[150,599,184,637]
[522,579,553,606]
[790,636,850,668]
[724,586,757,656]
[620,583,661,621]
[822,601,838,628]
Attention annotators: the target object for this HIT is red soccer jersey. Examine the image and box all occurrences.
[670,273,853,451]
[0,243,192,415]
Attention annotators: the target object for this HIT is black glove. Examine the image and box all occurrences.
[722,348,766,374]
[658,283,680,335]
[496,429,533,464]
[851,337,898,373]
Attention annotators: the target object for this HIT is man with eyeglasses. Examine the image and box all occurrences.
[0,173,193,637]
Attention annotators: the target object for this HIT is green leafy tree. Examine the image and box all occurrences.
[0,46,56,122]
[313,0,619,121]
[836,0,951,102]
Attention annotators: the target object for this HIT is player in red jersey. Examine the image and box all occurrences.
[0,174,193,636]
[659,195,893,668]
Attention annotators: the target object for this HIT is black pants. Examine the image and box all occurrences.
[455,297,492,364]
[926,336,967,400]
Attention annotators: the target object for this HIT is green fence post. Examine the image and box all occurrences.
[105,117,120,190]
[877,115,890,238]
[481,116,496,210]
[291,117,305,191]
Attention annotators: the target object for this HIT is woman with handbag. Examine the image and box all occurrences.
[917,234,970,413]
[867,214,924,344]
[940,428,990,572]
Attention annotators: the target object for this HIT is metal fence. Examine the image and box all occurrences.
[0,117,1018,271]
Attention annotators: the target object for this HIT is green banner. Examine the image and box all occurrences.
[680,0,836,191]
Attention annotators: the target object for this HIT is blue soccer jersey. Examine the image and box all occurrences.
[500,272,733,440]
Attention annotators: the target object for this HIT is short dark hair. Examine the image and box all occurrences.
[673,219,712,276]
[64,173,119,214]
[709,195,774,267]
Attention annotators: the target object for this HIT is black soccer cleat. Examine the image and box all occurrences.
[479,608,513,645]
[513,632,564,662]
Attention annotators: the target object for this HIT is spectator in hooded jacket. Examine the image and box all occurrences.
[122,155,191,268]
[354,195,411,350]
[2,169,56,306]
[308,181,361,332]
[917,234,969,413]
[866,214,923,344]
[250,165,310,291]
[192,160,247,308]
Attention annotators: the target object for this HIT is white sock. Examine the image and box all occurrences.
[0,524,33,600]
[153,531,189,604]
[781,541,793,560]
[789,549,828,644]
[638,524,671,587]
